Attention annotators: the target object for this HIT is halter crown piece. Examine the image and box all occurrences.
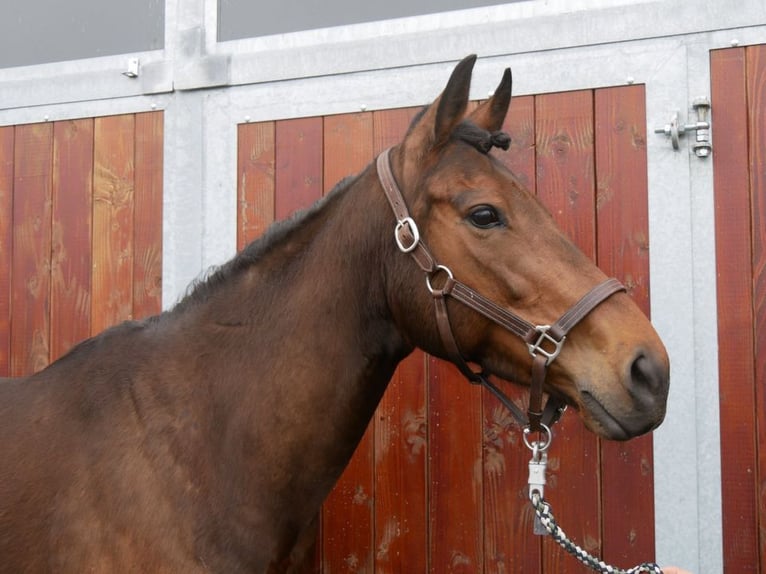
[376,147,626,434]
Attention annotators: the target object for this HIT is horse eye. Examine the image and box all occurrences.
[468,205,502,229]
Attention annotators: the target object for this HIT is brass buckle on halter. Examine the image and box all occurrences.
[394,217,420,253]
[527,325,565,366]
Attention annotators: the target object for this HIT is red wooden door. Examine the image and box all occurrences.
[0,112,164,377]
[237,83,656,572]
[711,44,766,574]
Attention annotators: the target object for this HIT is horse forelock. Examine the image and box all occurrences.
[451,120,511,154]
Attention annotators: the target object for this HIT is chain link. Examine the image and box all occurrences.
[530,493,664,574]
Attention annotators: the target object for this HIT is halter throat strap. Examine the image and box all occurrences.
[376,147,626,431]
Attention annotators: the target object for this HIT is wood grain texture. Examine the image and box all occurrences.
[51,119,93,361]
[428,357,484,574]
[275,117,323,220]
[133,112,163,320]
[321,112,376,574]
[711,47,759,573]
[373,351,428,574]
[746,44,766,574]
[237,122,275,249]
[535,90,601,574]
[11,123,53,376]
[92,114,135,334]
[0,126,14,376]
[594,85,655,566]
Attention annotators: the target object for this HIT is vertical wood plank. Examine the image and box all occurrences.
[11,123,53,376]
[428,358,484,574]
[746,44,766,574]
[372,107,429,574]
[0,126,14,376]
[50,119,93,361]
[484,94,541,574]
[374,352,428,574]
[594,85,656,566]
[710,47,759,573]
[237,122,275,249]
[321,111,376,574]
[275,117,323,219]
[133,112,163,320]
[92,114,135,334]
[535,90,602,574]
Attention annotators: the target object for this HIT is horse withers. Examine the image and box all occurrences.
[0,55,669,572]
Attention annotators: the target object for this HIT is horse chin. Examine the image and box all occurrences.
[576,390,662,441]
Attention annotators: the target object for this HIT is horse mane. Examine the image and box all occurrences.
[173,174,360,313]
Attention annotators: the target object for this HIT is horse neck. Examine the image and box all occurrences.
[164,164,412,515]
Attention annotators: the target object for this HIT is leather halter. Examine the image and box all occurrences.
[376,147,626,432]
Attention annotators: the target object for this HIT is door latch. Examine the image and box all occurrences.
[654,97,711,157]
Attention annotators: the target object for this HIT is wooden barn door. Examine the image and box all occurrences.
[237,84,656,573]
[711,43,766,574]
[0,112,163,377]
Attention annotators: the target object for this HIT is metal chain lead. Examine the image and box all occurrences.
[530,493,663,574]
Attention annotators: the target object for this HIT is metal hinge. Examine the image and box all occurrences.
[654,97,711,158]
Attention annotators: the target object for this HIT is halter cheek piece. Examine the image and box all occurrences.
[377,147,626,434]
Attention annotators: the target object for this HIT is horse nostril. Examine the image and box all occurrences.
[629,352,667,395]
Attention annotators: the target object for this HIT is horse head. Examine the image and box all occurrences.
[384,55,669,440]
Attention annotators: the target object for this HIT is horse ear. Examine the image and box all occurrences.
[468,67,512,132]
[432,54,476,145]
[401,55,477,156]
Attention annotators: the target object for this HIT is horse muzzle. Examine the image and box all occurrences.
[575,347,670,441]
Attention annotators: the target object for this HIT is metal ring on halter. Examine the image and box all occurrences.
[394,217,420,253]
[523,423,552,452]
[426,264,454,295]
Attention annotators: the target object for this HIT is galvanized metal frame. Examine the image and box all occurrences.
[2,1,765,571]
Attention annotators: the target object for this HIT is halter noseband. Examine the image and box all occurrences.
[377,147,626,433]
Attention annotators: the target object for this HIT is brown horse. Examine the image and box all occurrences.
[0,55,669,572]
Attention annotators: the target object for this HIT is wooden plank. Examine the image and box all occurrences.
[0,126,14,376]
[710,47,759,573]
[320,111,376,574]
[50,119,93,361]
[237,122,275,249]
[493,94,536,192]
[373,351,428,574]
[594,85,656,566]
[428,357,484,574]
[11,123,53,376]
[746,43,766,574]
[92,114,135,334]
[483,94,541,574]
[535,90,601,574]
[133,112,163,320]
[275,117,323,219]
[372,107,428,574]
